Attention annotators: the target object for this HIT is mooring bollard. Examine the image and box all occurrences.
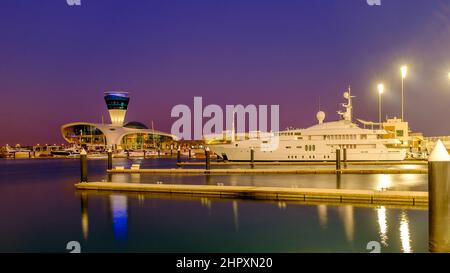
[80,148,88,182]
[250,147,255,167]
[343,148,347,167]
[188,148,192,159]
[428,140,450,252]
[158,149,161,157]
[107,148,113,170]
[143,150,146,159]
[335,148,341,173]
[177,148,181,164]
[205,147,211,171]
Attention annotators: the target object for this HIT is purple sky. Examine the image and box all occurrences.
[0,0,449,145]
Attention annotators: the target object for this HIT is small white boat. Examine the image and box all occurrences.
[51,146,81,158]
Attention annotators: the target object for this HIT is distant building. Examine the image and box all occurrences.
[61,91,177,151]
[382,117,424,150]
[382,118,409,144]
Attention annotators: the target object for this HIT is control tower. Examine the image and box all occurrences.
[104,91,130,126]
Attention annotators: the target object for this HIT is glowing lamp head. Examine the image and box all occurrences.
[401,66,408,79]
[378,83,384,95]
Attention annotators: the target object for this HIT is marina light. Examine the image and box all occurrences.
[400,65,408,121]
[378,83,384,124]
[401,65,408,79]
[377,83,384,94]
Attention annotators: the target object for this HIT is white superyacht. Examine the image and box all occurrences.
[207,89,407,161]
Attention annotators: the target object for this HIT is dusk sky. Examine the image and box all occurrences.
[1,0,449,145]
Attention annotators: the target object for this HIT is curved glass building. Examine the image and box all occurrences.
[61,91,177,151]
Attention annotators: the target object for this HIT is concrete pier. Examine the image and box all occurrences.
[107,168,427,175]
[75,182,428,207]
[176,160,427,167]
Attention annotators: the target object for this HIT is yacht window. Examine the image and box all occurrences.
[361,135,367,140]
[286,146,292,149]
[296,146,302,149]
[262,141,268,144]
[305,146,309,151]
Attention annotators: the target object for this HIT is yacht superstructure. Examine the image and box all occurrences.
[207,88,407,161]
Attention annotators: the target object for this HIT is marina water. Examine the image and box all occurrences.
[0,158,428,253]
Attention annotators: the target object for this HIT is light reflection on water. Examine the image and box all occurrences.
[400,211,413,253]
[377,206,388,247]
[0,158,431,252]
[77,187,429,252]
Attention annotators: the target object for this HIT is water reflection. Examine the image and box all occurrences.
[377,175,391,191]
[109,195,129,241]
[75,190,428,252]
[376,206,388,246]
[232,201,239,231]
[317,205,328,229]
[80,193,89,240]
[336,174,341,189]
[399,211,412,253]
[338,206,354,243]
[130,173,141,183]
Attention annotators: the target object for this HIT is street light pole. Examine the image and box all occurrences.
[401,65,408,121]
[378,83,384,125]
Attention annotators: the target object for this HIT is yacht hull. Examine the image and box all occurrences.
[210,146,407,162]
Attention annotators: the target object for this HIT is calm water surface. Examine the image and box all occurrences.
[0,158,429,253]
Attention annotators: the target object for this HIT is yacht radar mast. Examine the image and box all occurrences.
[337,86,354,122]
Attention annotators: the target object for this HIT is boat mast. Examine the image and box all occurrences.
[338,86,354,122]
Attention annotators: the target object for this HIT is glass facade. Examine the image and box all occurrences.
[63,125,106,145]
[121,133,173,150]
[104,92,130,110]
